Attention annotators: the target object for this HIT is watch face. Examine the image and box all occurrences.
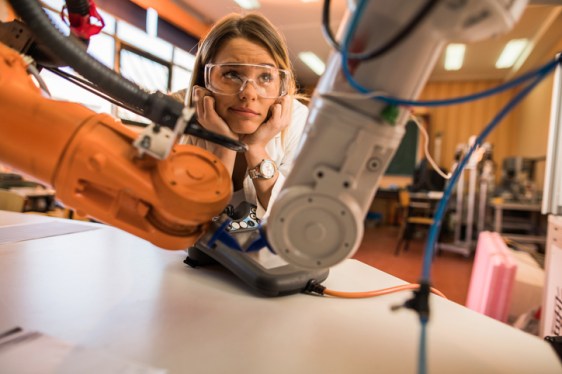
[260,160,276,178]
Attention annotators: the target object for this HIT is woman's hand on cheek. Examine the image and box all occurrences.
[192,85,238,140]
[242,95,291,148]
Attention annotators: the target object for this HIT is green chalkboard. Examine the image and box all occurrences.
[385,120,419,176]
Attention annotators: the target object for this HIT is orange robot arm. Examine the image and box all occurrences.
[0,42,232,250]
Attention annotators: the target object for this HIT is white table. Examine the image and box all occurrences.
[0,211,560,374]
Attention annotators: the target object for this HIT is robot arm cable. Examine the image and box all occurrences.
[44,66,147,117]
[304,280,447,299]
[322,0,439,61]
[410,114,451,180]
[321,56,560,107]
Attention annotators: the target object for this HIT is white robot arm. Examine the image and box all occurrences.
[267,0,527,269]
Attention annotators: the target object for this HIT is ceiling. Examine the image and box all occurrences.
[174,0,562,90]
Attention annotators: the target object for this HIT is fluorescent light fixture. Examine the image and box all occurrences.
[233,0,261,10]
[299,51,325,75]
[146,8,158,38]
[444,43,465,71]
[495,39,528,69]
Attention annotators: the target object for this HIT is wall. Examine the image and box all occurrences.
[511,26,562,189]
[418,81,518,175]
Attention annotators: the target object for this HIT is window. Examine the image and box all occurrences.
[117,20,173,61]
[117,46,171,124]
[172,47,196,94]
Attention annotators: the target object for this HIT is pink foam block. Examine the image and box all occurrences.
[466,231,517,322]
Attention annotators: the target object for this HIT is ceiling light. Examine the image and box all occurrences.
[444,43,465,71]
[495,39,528,69]
[298,51,325,75]
[233,0,261,10]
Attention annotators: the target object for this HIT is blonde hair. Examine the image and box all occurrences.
[182,12,301,106]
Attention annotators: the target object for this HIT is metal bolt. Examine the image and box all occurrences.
[367,157,381,171]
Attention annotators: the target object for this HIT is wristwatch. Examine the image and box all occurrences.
[248,159,276,179]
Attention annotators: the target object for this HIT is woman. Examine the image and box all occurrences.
[175,13,308,219]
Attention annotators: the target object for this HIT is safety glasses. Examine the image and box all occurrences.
[204,63,290,99]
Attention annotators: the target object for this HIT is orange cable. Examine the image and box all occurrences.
[322,283,447,299]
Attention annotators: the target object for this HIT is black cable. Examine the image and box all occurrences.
[303,280,326,296]
[322,0,439,61]
[321,0,340,52]
[186,121,247,152]
[45,67,145,116]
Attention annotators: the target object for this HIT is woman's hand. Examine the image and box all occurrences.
[191,85,238,175]
[240,95,292,149]
[192,85,239,141]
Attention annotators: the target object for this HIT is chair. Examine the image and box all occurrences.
[394,189,434,255]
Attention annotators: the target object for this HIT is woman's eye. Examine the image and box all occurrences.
[259,73,274,84]
[224,71,242,81]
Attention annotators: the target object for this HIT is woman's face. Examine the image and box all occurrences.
[209,37,279,135]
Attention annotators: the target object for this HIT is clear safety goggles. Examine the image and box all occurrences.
[204,63,290,99]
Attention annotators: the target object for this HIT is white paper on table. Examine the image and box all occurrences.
[0,328,166,374]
